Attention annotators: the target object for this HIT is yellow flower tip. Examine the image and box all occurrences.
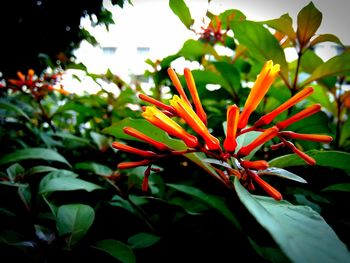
[142,106,199,148]
[170,95,219,150]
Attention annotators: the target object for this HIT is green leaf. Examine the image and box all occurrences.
[169,0,193,29]
[75,162,113,176]
[310,34,343,47]
[190,69,232,96]
[322,183,350,192]
[301,52,350,87]
[217,9,246,29]
[300,49,324,74]
[0,101,30,121]
[167,183,241,230]
[56,204,95,247]
[234,178,350,263]
[212,62,241,95]
[6,163,24,182]
[232,20,288,79]
[92,239,136,263]
[127,233,161,249]
[269,150,350,173]
[39,177,102,194]
[0,148,71,167]
[103,118,218,177]
[177,39,219,61]
[236,131,262,160]
[109,195,137,215]
[25,166,58,176]
[297,2,322,48]
[258,167,307,183]
[90,131,110,151]
[263,13,296,42]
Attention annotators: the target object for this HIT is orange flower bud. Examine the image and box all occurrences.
[142,106,199,148]
[139,93,175,113]
[248,170,282,201]
[223,105,239,153]
[112,142,157,158]
[284,141,316,165]
[170,95,220,150]
[241,160,269,170]
[238,61,280,129]
[123,127,171,151]
[255,87,314,127]
[167,68,191,106]
[118,159,151,170]
[237,126,279,157]
[276,104,321,130]
[184,68,207,125]
[279,131,333,143]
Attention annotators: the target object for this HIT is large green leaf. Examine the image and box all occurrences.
[263,13,296,42]
[56,204,95,247]
[232,20,288,79]
[169,0,193,29]
[25,165,58,176]
[103,118,218,177]
[258,167,307,184]
[91,239,136,263]
[296,2,322,48]
[75,162,113,176]
[167,183,241,230]
[301,52,350,87]
[217,9,246,29]
[0,148,71,167]
[127,233,161,249]
[234,178,350,263]
[212,62,241,95]
[190,69,232,96]
[310,34,343,47]
[177,39,219,61]
[0,101,30,121]
[269,150,350,173]
[39,177,102,194]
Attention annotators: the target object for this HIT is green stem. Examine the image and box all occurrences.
[38,100,56,132]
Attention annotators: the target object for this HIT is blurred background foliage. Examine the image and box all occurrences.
[0,1,350,262]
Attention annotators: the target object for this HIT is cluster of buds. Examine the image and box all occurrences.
[199,16,228,45]
[112,61,332,200]
[2,69,69,100]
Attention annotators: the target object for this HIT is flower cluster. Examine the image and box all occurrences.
[199,16,227,45]
[2,69,69,100]
[112,61,332,200]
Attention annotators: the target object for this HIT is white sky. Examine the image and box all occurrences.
[68,0,350,93]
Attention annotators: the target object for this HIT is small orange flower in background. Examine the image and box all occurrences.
[113,62,332,200]
[5,69,69,100]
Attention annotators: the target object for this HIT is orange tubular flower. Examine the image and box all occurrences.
[123,127,171,151]
[276,104,321,130]
[111,142,157,158]
[139,93,175,114]
[241,160,269,170]
[248,170,282,201]
[184,68,207,125]
[170,95,221,151]
[167,68,191,106]
[279,131,333,143]
[238,60,280,129]
[224,105,240,153]
[237,126,279,157]
[284,141,316,165]
[142,106,199,148]
[255,86,314,127]
[118,159,151,170]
